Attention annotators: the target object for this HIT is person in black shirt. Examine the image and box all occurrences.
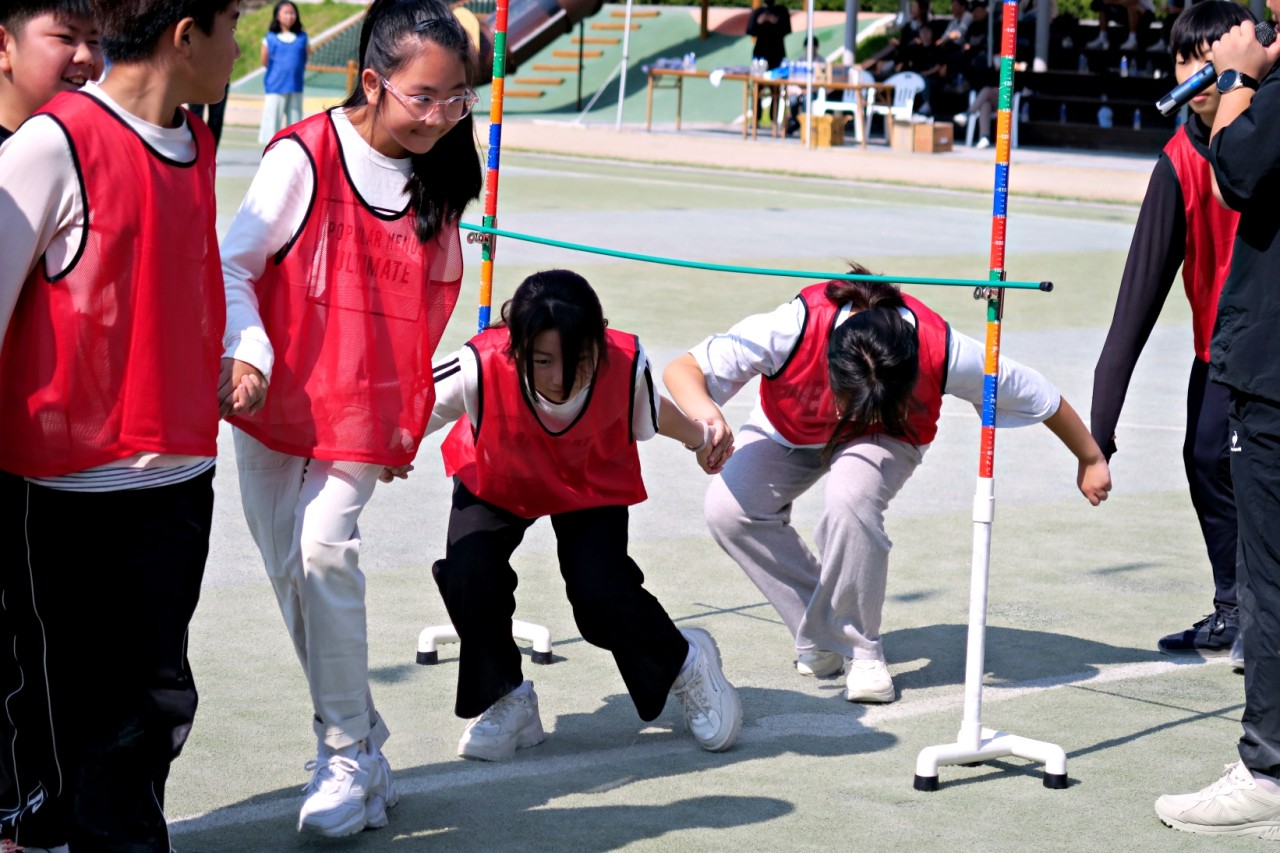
[747,0,791,125]
[1092,1,1254,666]
[1155,4,1280,837]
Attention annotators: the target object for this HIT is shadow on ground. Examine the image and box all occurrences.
[884,624,1160,693]
[171,686,894,849]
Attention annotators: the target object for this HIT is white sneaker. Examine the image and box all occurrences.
[1119,34,1138,51]
[298,743,376,837]
[796,650,844,678]
[845,659,896,703]
[364,745,398,830]
[975,137,991,149]
[1156,761,1280,837]
[458,682,546,761]
[1085,32,1109,50]
[1146,37,1167,54]
[1231,634,1245,673]
[672,628,742,752]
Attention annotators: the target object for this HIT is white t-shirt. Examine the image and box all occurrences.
[688,295,1061,449]
[0,82,213,489]
[427,342,661,442]
[221,107,415,381]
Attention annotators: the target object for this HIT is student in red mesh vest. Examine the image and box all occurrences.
[1092,1,1255,666]
[219,0,481,838]
[665,270,1111,707]
[0,1,240,848]
[427,270,743,762]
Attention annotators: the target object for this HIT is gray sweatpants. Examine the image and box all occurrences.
[705,425,924,661]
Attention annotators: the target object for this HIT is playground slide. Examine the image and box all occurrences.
[465,0,606,82]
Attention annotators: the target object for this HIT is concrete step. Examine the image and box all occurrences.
[554,48,602,58]
[533,63,581,72]
[515,77,565,85]
[591,22,640,31]
[610,8,659,16]
[505,89,546,98]
[571,36,621,45]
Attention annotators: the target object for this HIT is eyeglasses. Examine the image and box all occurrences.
[381,77,478,122]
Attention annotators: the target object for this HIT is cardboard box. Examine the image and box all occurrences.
[890,119,915,151]
[914,121,954,153]
[800,113,844,147]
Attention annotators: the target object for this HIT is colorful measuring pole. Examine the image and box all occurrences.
[477,0,510,333]
[957,0,1019,753]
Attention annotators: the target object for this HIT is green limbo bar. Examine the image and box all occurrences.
[459,222,1054,292]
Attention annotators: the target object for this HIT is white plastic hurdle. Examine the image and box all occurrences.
[416,619,554,666]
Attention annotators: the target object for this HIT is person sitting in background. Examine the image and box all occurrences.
[785,35,827,136]
[860,0,929,78]
[1087,0,1161,52]
[897,23,946,116]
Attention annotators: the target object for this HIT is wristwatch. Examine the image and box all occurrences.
[1216,69,1261,94]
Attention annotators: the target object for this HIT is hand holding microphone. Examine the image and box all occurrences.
[1156,21,1277,116]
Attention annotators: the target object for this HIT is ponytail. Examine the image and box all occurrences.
[344,0,483,243]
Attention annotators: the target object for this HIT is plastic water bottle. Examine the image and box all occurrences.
[1020,99,1031,123]
[1097,95,1113,128]
[1078,53,1088,73]
[1059,102,1067,124]
[683,52,696,71]
[1119,56,1129,77]
[1132,107,1142,130]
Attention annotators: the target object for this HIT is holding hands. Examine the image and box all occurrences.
[219,357,268,418]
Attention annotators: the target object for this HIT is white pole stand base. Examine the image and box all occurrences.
[416,619,554,666]
[913,727,1068,792]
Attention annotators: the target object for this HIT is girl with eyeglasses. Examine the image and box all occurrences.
[663,271,1111,706]
[219,0,482,837]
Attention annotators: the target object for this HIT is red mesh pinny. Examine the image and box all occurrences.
[232,112,463,466]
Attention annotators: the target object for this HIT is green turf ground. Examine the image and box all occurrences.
[178,136,1244,850]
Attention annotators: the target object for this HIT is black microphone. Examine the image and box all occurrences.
[1156,21,1276,116]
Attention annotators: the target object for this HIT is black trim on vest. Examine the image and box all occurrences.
[765,292,809,381]
[329,110,413,222]
[521,353,600,438]
[270,131,318,265]
[465,341,482,440]
[72,92,199,168]
[41,114,90,284]
[630,336,646,444]
[940,322,951,394]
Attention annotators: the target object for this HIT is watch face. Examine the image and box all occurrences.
[1218,70,1240,93]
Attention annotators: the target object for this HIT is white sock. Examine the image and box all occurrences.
[672,641,699,687]
[1252,770,1280,796]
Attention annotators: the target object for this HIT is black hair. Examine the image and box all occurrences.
[89,0,235,63]
[497,270,608,404]
[268,0,303,35]
[342,0,483,244]
[2,0,92,32]
[1171,0,1256,61]
[822,265,920,458]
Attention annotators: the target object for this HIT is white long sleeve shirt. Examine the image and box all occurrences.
[689,296,1061,449]
[220,107,414,381]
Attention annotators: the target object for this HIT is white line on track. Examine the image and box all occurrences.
[168,656,1228,834]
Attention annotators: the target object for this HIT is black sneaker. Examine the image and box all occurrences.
[1157,606,1238,656]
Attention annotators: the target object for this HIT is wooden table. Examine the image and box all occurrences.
[645,68,753,139]
[749,77,896,149]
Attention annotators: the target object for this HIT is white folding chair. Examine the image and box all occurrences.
[810,66,874,143]
[865,70,926,143]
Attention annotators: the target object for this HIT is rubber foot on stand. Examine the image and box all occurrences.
[960,761,984,768]
[416,650,439,665]
[913,774,940,792]
[531,650,553,665]
[1043,772,1068,789]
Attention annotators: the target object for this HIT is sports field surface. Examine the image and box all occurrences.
[174,124,1247,851]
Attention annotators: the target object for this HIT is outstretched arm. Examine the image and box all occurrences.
[1043,396,1112,506]
[662,353,735,471]
[657,395,732,474]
